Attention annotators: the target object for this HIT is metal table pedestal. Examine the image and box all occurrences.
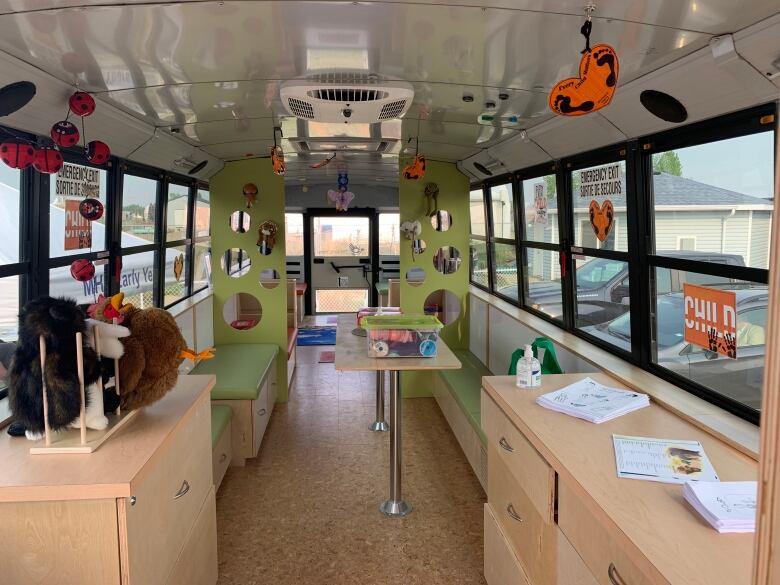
[369,370,389,432]
[380,370,411,517]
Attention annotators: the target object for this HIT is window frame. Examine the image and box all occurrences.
[482,176,520,304]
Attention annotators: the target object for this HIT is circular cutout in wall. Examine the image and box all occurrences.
[406,267,426,287]
[433,246,462,274]
[229,210,250,233]
[430,210,452,232]
[223,292,262,330]
[424,289,461,325]
[260,268,281,289]
[220,248,251,278]
[412,238,426,255]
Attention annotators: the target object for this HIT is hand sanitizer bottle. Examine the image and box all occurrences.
[516,344,541,388]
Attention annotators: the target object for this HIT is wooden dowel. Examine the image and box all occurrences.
[76,331,86,445]
[113,317,121,416]
[39,336,51,447]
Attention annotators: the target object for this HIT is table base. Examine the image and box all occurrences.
[380,499,412,517]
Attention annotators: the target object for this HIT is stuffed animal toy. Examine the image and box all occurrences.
[8,297,102,440]
[118,307,186,410]
[257,220,278,255]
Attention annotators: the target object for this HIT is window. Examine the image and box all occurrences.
[379,213,400,256]
[485,182,518,301]
[191,187,211,294]
[285,213,304,256]
[521,174,558,244]
[121,174,158,247]
[50,162,108,257]
[194,189,210,238]
[120,250,156,309]
[523,248,562,321]
[573,160,627,252]
[470,239,489,289]
[470,188,487,236]
[0,166,23,342]
[315,289,369,313]
[469,187,490,290]
[490,184,515,239]
[193,241,211,292]
[166,183,190,242]
[493,243,518,300]
[677,236,696,251]
[313,216,369,257]
[163,245,190,306]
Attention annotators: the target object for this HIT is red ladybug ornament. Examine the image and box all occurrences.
[86,140,110,165]
[33,147,63,174]
[0,141,35,169]
[70,259,95,282]
[69,91,96,117]
[50,120,80,148]
[79,197,104,221]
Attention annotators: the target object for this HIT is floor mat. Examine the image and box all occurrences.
[326,315,339,324]
[297,327,337,346]
[318,350,335,363]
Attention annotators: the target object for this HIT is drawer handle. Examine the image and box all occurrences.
[257,408,267,416]
[506,503,524,523]
[219,453,228,463]
[499,437,514,452]
[174,480,191,500]
[608,563,627,585]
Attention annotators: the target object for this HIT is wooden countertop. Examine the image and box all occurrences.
[0,374,215,503]
[482,374,757,585]
[334,314,461,372]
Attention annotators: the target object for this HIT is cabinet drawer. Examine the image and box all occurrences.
[488,444,555,585]
[124,396,212,585]
[558,480,655,585]
[251,381,270,456]
[166,487,218,585]
[212,419,232,490]
[484,504,531,585]
[556,527,599,585]
[482,393,555,521]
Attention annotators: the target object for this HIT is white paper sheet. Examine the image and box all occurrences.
[613,435,719,484]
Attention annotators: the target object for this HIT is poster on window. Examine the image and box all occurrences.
[683,283,737,359]
[64,199,92,250]
[56,162,101,198]
[533,182,548,224]
[578,162,625,200]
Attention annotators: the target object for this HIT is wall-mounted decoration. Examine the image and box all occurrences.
[588,199,614,242]
[400,219,423,258]
[65,199,92,250]
[549,6,618,117]
[243,182,258,208]
[70,258,95,282]
[683,283,737,359]
[173,253,184,282]
[533,182,548,224]
[78,197,104,221]
[424,182,439,216]
[327,188,354,212]
[257,220,278,256]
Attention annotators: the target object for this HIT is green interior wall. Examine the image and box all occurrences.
[399,160,470,397]
[210,159,289,402]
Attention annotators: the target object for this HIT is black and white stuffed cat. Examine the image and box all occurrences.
[8,297,102,440]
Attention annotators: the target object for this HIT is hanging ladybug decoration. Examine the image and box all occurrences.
[70,258,95,282]
[50,120,80,148]
[86,140,110,164]
[79,197,104,221]
[33,146,63,174]
[68,91,96,117]
[0,141,35,169]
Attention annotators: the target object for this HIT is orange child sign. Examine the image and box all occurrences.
[683,283,737,359]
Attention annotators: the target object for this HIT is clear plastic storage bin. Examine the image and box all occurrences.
[362,315,443,358]
[356,307,401,327]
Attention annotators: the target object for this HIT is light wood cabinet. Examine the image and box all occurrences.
[481,374,758,585]
[0,375,218,585]
[212,418,232,489]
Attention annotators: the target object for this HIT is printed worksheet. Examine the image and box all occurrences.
[612,435,719,484]
[536,377,649,423]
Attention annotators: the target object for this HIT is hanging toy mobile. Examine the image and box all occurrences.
[271,126,285,176]
[327,172,355,211]
[402,136,426,180]
[548,3,619,117]
[50,90,112,164]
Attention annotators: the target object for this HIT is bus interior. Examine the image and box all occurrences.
[0,2,779,585]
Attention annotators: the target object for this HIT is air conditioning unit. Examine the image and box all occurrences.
[280,73,414,123]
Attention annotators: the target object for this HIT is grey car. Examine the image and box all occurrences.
[581,288,768,411]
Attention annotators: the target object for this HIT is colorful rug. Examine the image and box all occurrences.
[297,327,337,346]
[318,350,335,363]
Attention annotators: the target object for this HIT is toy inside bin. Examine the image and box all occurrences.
[362,315,443,358]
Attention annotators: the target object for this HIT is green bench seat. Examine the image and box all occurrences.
[210,404,232,448]
[439,349,490,446]
[191,343,279,400]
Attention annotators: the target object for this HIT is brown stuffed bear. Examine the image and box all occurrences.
[118,307,186,410]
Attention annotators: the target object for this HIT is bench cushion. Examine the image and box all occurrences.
[192,343,278,400]
[210,405,232,448]
[439,349,490,446]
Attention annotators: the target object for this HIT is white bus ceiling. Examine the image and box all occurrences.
[0,1,776,185]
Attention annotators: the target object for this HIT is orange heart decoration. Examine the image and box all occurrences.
[589,199,614,242]
[549,44,619,116]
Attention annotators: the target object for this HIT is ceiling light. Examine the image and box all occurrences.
[498,92,509,101]
[485,101,496,109]
[462,92,474,103]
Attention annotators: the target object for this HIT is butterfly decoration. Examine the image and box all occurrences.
[180,347,216,362]
[327,188,355,212]
[310,153,336,169]
[87,292,134,324]
[173,254,184,282]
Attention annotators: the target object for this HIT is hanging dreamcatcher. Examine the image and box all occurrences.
[548,3,619,117]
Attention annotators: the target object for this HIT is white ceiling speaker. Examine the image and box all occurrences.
[280,73,414,123]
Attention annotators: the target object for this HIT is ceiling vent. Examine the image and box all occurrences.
[281,76,414,123]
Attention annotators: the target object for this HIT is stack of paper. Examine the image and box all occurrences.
[535,377,649,423]
[613,435,719,484]
[683,481,757,533]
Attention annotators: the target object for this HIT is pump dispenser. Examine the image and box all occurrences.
[516,344,542,388]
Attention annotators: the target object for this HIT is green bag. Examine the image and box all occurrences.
[508,337,564,376]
